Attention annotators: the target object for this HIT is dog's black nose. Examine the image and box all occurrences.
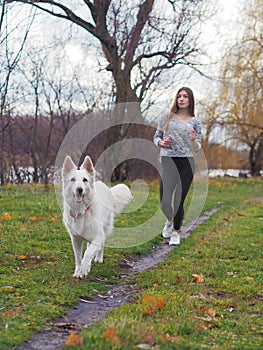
[76,187,83,195]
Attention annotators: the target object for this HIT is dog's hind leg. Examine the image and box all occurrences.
[71,236,84,278]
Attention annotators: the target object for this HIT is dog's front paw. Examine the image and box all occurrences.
[73,263,91,279]
[94,249,104,263]
[73,267,82,279]
[93,255,103,263]
[73,266,86,279]
[73,270,86,279]
[93,257,103,263]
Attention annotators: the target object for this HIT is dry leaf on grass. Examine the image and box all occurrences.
[142,295,156,304]
[227,271,238,276]
[103,327,119,344]
[160,333,183,343]
[141,295,167,316]
[244,276,254,281]
[175,276,182,283]
[204,308,216,318]
[197,322,210,330]
[142,305,156,316]
[2,286,15,291]
[192,273,204,284]
[142,295,167,308]
[154,298,167,309]
[18,255,27,260]
[1,212,12,221]
[65,331,83,347]
[2,310,21,317]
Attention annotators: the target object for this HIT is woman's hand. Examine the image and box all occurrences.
[189,128,200,151]
[189,128,196,141]
[159,137,171,148]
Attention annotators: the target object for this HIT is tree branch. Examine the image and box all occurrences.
[0,0,6,34]
[124,0,154,67]
[6,0,98,37]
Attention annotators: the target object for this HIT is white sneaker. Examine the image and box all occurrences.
[169,231,180,246]
[162,220,173,239]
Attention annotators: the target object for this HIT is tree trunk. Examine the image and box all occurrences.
[250,133,263,176]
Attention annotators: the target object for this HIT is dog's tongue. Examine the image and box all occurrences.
[75,194,83,203]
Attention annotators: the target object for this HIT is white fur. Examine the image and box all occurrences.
[62,155,133,279]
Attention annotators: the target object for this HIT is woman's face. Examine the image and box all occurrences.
[177,90,190,109]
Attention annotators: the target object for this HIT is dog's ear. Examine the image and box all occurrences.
[62,156,76,178]
[80,156,94,176]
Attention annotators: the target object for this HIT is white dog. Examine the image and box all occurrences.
[62,155,133,279]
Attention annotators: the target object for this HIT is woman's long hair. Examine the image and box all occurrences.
[162,87,195,131]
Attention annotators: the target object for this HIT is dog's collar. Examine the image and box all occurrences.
[69,203,92,221]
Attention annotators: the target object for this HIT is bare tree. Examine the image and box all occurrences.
[0,2,36,184]
[15,47,96,184]
[6,1,207,104]
[213,0,263,176]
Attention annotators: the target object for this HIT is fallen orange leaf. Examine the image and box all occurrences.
[65,331,83,347]
[103,327,118,344]
[204,308,216,318]
[142,295,156,304]
[1,212,12,221]
[154,298,167,309]
[18,255,27,260]
[197,322,210,330]
[3,310,21,317]
[142,305,156,316]
[141,295,167,316]
[29,216,38,221]
[192,273,204,284]
[2,286,15,291]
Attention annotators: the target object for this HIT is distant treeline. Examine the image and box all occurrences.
[0,112,159,185]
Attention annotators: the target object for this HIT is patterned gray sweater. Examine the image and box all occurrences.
[153,115,202,158]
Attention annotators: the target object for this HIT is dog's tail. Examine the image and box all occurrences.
[111,184,133,215]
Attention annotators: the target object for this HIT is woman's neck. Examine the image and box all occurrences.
[175,109,192,117]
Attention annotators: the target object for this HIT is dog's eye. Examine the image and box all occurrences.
[71,177,76,182]
[83,178,88,182]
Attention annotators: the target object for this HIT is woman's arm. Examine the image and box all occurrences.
[153,115,168,147]
[190,118,202,152]
[153,128,164,146]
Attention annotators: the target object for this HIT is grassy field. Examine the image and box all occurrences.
[0,178,262,349]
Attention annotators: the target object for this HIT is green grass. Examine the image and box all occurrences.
[0,178,263,349]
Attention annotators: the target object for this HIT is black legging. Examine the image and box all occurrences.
[160,157,195,230]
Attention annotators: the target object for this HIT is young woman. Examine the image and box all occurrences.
[153,87,202,245]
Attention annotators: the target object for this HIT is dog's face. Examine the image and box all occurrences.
[62,156,94,204]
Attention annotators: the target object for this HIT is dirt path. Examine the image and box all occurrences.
[16,206,221,350]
